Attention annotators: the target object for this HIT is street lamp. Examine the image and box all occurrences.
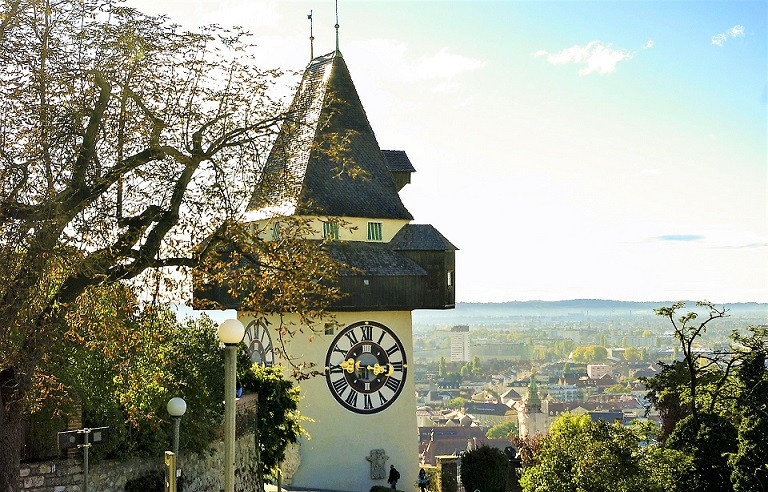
[167,397,186,487]
[218,318,245,492]
[167,397,187,457]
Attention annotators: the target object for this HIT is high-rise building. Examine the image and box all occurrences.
[450,325,470,362]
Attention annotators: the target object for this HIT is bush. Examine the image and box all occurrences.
[461,445,509,492]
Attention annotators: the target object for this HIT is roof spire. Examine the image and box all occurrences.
[308,10,314,59]
[335,0,340,52]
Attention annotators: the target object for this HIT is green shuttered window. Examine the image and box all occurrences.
[323,222,339,239]
[367,222,383,241]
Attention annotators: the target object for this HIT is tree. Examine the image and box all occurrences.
[486,420,518,440]
[0,0,343,485]
[665,412,738,491]
[645,303,767,491]
[519,413,691,492]
[445,397,467,410]
[460,445,508,492]
[239,365,303,481]
[727,326,768,492]
[438,356,447,377]
[40,286,235,458]
[571,345,608,363]
[653,302,730,424]
[471,355,482,374]
[624,346,642,361]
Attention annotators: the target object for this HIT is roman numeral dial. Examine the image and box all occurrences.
[324,321,407,414]
[242,317,274,367]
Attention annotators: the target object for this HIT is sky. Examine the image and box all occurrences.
[125,0,767,304]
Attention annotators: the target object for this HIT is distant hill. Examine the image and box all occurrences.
[412,299,768,326]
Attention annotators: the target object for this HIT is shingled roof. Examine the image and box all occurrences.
[247,51,413,221]
[381,150,416,173]
[389,224,458,251]
[324,241,426,277]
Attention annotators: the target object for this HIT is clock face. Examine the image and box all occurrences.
[243,317,274,367]
[325,321,407,414]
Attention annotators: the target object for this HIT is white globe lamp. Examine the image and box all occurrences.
[218,318,245,345]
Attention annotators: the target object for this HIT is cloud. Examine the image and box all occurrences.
[712,24,745,46]
[656,235,705,242]
[411,47,488,80]
[345,40,486,97]
[532,41,641,75]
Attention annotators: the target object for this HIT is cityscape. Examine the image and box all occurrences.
[1,0,765,492]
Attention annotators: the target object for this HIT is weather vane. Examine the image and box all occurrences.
[308,10,314,59]
[335,0,340,52]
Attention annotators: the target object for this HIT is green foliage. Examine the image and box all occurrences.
[486,420,518,439]
[520,413,689,492]
[645,304,768,492]
[445,397,467,409]
[629,420,661,446]
[605,383,631,394]
[460,445,509,492]
[239,364,303,476]
[471,356,482,374]
[571,345,608,363]
[643,360,691,440]
[443,372,462,385]
[666,413,738,491]
[728,326,768,491]
[38,286,226,458]
[624,346,642,361]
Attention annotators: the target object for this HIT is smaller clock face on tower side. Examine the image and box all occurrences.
[325,321,407,414]
[243,317,274,367]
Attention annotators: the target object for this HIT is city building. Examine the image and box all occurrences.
[587,363,611,379]
[450,325,470,362]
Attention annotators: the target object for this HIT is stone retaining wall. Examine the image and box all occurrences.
[20,433,259,491]
[20,394,262,491]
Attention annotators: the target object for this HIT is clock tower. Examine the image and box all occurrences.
[202,50,456,491]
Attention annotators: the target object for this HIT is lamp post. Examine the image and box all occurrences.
[167,397,187,458]
[218,318,245,492]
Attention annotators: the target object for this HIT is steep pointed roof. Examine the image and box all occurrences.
[247,51,413,221]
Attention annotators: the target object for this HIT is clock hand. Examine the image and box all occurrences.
[340,358,356,373]
[366,363,386,375]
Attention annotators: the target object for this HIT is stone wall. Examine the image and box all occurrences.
[20,394,262,491]
[19,433,259,491]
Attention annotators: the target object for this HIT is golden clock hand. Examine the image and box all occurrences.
[340,358,356,373]
[366,363,387,375]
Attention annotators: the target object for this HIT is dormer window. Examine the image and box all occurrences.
[367,222,383,241]
[323,221,339,240]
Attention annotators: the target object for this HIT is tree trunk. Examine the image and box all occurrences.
[0,400,23,492]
